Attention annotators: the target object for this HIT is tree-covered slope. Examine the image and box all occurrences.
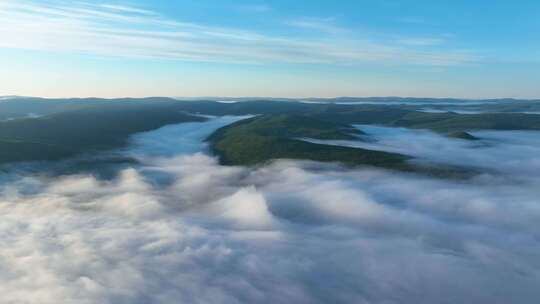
[206,115,477,178]
[307,106,540,132]
[389,112,540,132]
[2,97,538,168]
[169,99,540,134]
[0,103,204,165]
[207,115,408,167]
[5,97,540,134]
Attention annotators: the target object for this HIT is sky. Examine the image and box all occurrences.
[0,0,539,99]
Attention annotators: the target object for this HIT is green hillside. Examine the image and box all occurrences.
[206,114,473,178]
[207,115,402,165]
[2,97,538,169]
[0,103,204,165]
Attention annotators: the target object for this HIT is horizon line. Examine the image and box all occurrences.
[2,95,540,102]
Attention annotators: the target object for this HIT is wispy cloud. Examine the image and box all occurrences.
[98,4,157,15]
[0,1,478,66]
[238,4,272,13]
[285,17,348,34]
[397,37,446,46]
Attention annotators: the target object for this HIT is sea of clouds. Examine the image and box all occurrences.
[0,116,539,304]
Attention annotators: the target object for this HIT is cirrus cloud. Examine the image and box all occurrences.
[0,1,479,66]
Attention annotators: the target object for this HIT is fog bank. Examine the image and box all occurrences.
[0,117,539,303]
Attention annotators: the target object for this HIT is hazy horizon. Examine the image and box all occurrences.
[3,95,540,101]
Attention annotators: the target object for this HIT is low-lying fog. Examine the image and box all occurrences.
[418,108,540,114]
[0,113,43,122]
[0,117,539,304]
[304,125,540,176]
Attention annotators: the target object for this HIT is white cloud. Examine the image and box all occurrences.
[285,17,348,34]
[98,4,157,16]
[209,186,275,229]
[397,37,446,46]
[302,125,540,177]
[0,116,539,303]
[0,1,479,66]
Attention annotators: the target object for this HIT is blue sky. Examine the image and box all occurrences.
[0,0,539,98]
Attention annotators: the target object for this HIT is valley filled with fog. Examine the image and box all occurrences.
[2,0,539,302]
[1,108,539,303]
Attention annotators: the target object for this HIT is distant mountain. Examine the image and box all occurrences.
[304,96,540,104]
[0,95,31,101]
[2,97,540,171]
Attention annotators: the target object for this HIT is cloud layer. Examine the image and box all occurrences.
[0,117,539,303]
[0,1,477,66]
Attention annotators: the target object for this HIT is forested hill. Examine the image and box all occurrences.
[1,97,539,170]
